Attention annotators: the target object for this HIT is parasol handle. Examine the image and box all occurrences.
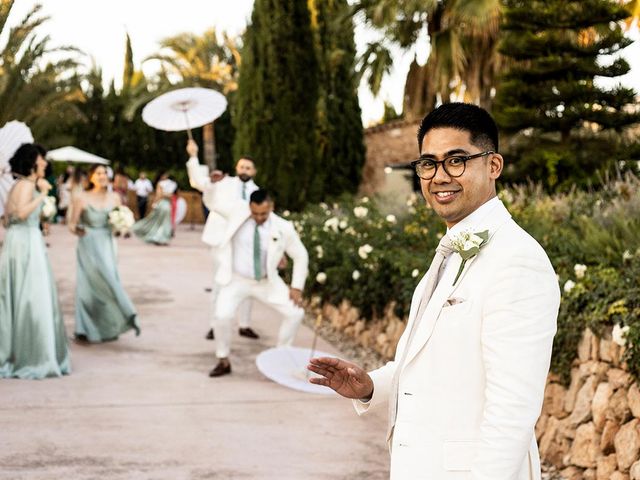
[183,110,193,140]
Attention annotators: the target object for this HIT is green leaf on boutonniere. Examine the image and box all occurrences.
[452,229,490,285]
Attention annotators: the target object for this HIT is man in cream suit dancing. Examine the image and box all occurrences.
[309,103,560,480]
[186,140,260,341]
[208,189,308,377]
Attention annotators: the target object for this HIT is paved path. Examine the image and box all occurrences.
[0,225,389,479]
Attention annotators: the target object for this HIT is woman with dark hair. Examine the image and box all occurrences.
[68,164,140,343]
[131,171,175,245]
[0,143,70,379]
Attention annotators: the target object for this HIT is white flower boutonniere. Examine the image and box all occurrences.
[450,230,489,285]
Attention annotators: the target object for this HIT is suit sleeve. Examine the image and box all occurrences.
[471,253,559,480]
[186,156,216,209]
[352,361,397,415]
[283,223,309,291]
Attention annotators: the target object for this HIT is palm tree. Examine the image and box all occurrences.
[0,1,83,144]
[353,0,501,120]
[145,28,241,168]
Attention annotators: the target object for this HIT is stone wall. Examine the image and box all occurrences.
[360,119,421,197]
[313,300,640,480]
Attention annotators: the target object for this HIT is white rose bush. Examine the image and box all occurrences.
[284,181,640,381]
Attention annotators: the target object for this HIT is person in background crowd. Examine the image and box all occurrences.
[133,171,153,219]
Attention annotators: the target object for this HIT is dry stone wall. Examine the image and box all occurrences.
[313,300,640,480]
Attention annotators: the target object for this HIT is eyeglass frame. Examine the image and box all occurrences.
[410,150,495,180]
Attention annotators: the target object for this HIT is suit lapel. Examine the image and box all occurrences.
[401,201,513,369]
[266,216,283,272]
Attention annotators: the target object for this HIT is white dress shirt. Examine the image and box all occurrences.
[231,177,257,202]
[232,217,271,280]
[134,178,153,197]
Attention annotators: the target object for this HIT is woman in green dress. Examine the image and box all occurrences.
[131,172,175,246]
[0,143,70,379]
[68,164,140,343]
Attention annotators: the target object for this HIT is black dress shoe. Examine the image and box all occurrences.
[238,327,259,339]
[205,328,215,340]
[209,360,231,377]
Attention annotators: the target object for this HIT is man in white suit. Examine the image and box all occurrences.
[185,140,260,341]
[308,103,560,480]
[208,189,308,377]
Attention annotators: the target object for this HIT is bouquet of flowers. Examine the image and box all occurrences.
[41,196,57,221]
[108,205,135,237]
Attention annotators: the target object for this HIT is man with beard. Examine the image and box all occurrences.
[186,140,260,342]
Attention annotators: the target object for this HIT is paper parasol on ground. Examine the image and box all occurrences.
[141,87,227,139]
[256,346,337,395]
[46,146,110,165]
[0,121,34,218]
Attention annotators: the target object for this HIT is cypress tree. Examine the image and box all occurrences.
[233,0,320,210]
[495,0,640,190]
[312,0,365,197]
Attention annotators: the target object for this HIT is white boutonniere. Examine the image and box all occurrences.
[450,230,489,285]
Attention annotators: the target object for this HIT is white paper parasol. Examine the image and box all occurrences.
[256,346,337,395]
[141,87,227,139]
[0,121,34,218]
[46,146,110,165]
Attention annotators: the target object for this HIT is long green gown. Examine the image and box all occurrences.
[75,205,140,342]
[131,198,172,245]
[0,190,71,379]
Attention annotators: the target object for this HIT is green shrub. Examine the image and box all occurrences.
[289,179,640,384]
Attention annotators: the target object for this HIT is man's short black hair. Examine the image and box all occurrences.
[250,189,271,205]
[238,155,255,165]
[417,103,499,153]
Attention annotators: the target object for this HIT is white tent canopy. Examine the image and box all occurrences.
[46,146,110,165]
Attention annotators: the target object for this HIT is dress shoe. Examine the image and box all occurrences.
[238,327,259,339]
[209,360,231,377]
[205,328,215,340]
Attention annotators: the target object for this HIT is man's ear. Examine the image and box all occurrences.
[489,153,503,180]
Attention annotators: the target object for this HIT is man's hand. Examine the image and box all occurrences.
[278,255,288,270]
[289,287,302,306]
[307,357,374,400]
[210,170,225,183]
[186,139,199,157]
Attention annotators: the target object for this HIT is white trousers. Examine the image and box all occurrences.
[210,248,251,329]
[214,275,304,359]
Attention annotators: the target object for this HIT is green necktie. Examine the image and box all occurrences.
[242,183,247,200]
[253,224,261,280]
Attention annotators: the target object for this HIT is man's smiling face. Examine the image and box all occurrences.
[419,127,503,228]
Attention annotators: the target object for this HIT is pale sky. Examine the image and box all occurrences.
[3,1,639,125]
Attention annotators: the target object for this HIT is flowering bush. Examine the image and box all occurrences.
[287,178,640,382]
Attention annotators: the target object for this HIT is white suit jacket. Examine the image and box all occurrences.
[186,156,258,247]
[355,199,560,480]
[210,199,308,302]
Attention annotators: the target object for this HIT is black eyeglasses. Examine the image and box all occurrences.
[410,151,494,180]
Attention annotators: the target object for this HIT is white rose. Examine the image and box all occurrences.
[352,270,361,281]
[612,324,630,347]
[462,240,477,251]
[623,250,633,261]
[353,206,368,218]
[339,220,348,229]
[361,196,369,203]
[412,269,419,278]
[323,217,339,232]
[574,264,587,279]
[319,202,329,211]
[316,272,327,284]
[385,214,397,224]
[315,245,324,259]
[563,280,576,293]
[358,244,373,259]
[384,166,392,174]
[283,210,291,217]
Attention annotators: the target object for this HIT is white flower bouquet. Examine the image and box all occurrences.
[108,205,135,237]
[41,196,57,220]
